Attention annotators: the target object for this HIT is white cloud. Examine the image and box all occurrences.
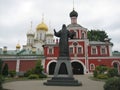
[0,0,120,51]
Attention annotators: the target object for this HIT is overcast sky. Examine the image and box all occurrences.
[0,0,120,51]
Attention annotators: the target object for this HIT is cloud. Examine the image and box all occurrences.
[0,0,120,51]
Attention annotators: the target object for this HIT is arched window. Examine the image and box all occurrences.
[90,64,95,70]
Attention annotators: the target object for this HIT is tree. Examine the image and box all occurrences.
[0,59,3,75]
[2,63,9,77]
[87,30,108,42]
[0,59,3,89]
[34,60,44,75]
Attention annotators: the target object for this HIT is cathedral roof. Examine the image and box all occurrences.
[69,9,78,17]
[27,30,34,36]
[16,43,21,49]
[36,21,48,31]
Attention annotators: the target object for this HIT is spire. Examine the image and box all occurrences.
[73,0,74,10]
[42,13,44,22]
[27,21,34,36]
[31,21,32,30]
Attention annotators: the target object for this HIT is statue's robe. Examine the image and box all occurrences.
[54,25,75,57]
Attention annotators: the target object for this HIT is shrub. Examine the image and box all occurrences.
[28,74,39,79]
[97,74,108,79]
[0,75,4,90]
[107,68,118,77]
[95,65,108,74]
[93,70,98,77]
[39,74,47,78]
[34,60,43,75]
[9,70,16,77]
[24,69,34,77]
[104,77,120,90]
[2,63,9,77]
[0,75,3,89]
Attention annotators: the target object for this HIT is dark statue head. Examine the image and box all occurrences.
[62,24,66,29]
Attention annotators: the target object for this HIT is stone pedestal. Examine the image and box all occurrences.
[44,77,82,86]
[44,57,82,86]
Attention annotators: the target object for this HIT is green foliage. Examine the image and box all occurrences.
[9,70,16,77]
[107,68,118,77]
[87,30,108,42]
[0,59,3,89]
[0,59,3,74]
[0,75,3,89]
[24,59,47,79]
[34,60,43,75]
[28,74,39,79]
[93,70,98,77]
[2,63,9,77]
[97,74,108,79]
[95,65,108,74]
[104,77,120,90]
[39,74,47,78]
[24,69,35,77]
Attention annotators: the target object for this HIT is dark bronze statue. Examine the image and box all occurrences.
[44,24,82,86]
[54,24,75,57]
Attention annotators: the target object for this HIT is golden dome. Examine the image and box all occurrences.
[36,21,48,31]
[16,43,21,49]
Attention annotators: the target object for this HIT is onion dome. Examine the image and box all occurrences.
[16,43,21,49]
[36,21,48,31]
[69,9,78,17]
[27,21,35,36]
[27,30,34,36]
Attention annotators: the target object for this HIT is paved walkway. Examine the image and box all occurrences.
[3,74,105,90]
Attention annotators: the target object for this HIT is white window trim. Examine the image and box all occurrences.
[77,45,83,54]
[90,63,95,70]
[100,46,107,55]
[47,47,54,54]
[91,46,98,55]
[69,46,74,54]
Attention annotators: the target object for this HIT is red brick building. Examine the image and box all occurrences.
[43,9,120,75]
[0,9,120,75]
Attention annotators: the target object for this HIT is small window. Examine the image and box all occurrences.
[48,47,53,54]
[92,48,97,54]
[78,47,82,54]
[49,48,53,54]
[91,46,98,55]
[90,64,95,70]
[81,33,84,39]
[69,47,73,54]
[101,46,107,54]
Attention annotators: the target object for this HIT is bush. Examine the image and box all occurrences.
[2,63,9,77]
[24,69,34,77]
[97,74,108,79]
[107,68,118,77]
[104,77,120,90]
[95,65,108,74]
[0,75,4,90]
[39,74,47,78]
[28,74,39,79]
[0,75,3,89]
[93,70,98,77]
[9,70,16,77]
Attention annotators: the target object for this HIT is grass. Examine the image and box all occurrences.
[4,76,48,83]
[89,75,107,82]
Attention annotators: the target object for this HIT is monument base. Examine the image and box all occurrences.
[44,77,82,86]
[44,57,82,86]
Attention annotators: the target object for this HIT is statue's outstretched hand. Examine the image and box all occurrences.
[54,29,56,33]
